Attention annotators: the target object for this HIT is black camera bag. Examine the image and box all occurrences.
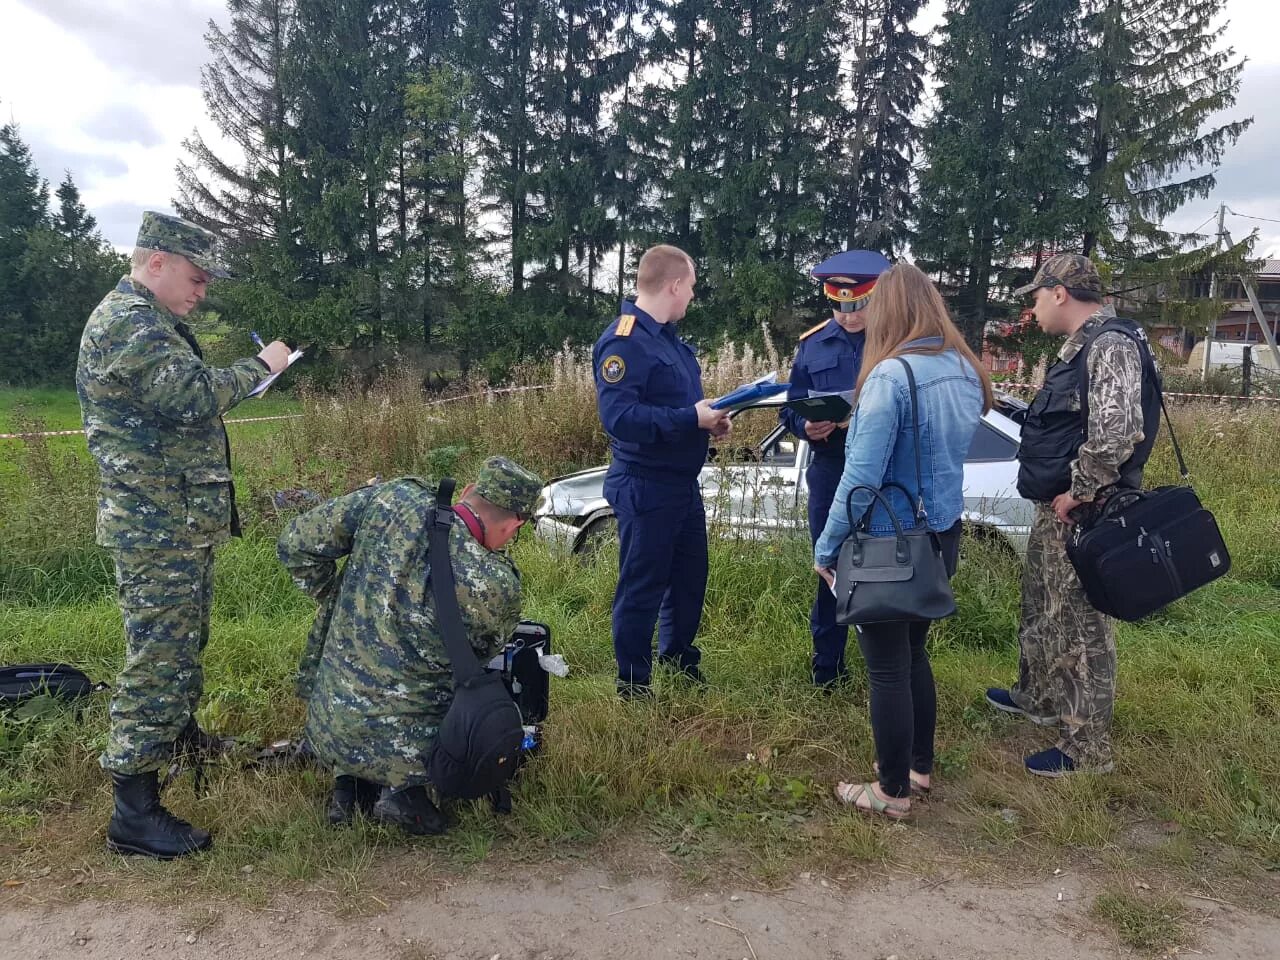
[424,479,525,800]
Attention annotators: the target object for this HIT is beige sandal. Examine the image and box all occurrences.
[834,781,911,820]
[873,761,931,795]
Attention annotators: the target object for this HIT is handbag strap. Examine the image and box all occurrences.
[894,357,928,522]
[1079,321,1190,482]
[428,477,484,685]
[1159,393,1190,481]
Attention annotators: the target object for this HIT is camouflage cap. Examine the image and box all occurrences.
[1013,253,1102,298]
[135,211,232,279]
[474,456,544,520]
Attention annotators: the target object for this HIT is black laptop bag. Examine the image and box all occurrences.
[1066,395,1230,621]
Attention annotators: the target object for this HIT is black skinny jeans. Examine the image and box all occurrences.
[855,521,962,800]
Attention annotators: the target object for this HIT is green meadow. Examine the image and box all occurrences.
[0,368,1276,921]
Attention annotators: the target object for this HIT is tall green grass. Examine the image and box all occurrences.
[0,377,1276,903]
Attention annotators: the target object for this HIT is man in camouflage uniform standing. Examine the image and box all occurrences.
[77,212,291,859]
[985,254,1162,777]
[278,457,543,835]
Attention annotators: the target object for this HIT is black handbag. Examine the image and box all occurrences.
[1066,399,1231,621]
[834,358,958,626]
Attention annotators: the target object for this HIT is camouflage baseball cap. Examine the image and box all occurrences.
[1013,253,1102,298]
[135,211,232,279]
[474,456,544,520]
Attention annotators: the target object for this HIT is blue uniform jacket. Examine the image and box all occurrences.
[780,319,865,459]
[593,302,707,481]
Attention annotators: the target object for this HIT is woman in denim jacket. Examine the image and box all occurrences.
[814,263,992,819]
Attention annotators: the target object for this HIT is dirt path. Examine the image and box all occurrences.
[2,862,1276,960]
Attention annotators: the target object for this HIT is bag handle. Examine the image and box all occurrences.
[894,357,928,522]
[428,477,485,685]
[844,483,912,565]
[862,481,931,530]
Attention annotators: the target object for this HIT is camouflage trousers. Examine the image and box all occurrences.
[101,547,214,774]
[1011,504,1116,768]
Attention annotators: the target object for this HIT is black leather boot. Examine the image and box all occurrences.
[327,775,381,826]
[106,771,212,860]
[372,784,448,836]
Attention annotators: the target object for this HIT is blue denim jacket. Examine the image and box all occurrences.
[814,338,985,568]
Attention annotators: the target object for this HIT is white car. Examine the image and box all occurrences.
[534,393,1034,555]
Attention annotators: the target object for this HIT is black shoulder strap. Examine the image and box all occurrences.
[894,357,928,522]
[427,478,485,684]
[1078,320,1190,481]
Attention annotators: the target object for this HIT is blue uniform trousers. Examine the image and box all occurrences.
[806,456,850,683]
[605,471,706,684]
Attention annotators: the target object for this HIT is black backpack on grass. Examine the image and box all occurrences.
[424,478,525,801]
[0,664,106,710]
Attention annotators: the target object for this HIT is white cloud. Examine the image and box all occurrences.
[0,0,1275,255]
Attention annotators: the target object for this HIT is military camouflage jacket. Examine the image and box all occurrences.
[278,478,522,788]
[76,277,266,549]
[1061,306,1146,502]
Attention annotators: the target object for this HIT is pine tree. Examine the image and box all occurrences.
[176,0,298,251]
[524,0,628,322]
[285,0,406,338]
[915,0,1084,347]
[462,0,546,300]
[836,0,926,255]
[0,118,50,381]
[26,173,127,382]
[0,117,48,321]
[1078,0,1250,259]
[54,172,97,243]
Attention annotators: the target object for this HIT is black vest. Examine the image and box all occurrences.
[1016,317,1162,503]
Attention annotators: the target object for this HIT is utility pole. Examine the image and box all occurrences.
[1201,202,1227,381]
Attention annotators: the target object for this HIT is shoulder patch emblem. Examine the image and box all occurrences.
[798,320,828,341]
[601,354,626,383]
[617,314,636,336]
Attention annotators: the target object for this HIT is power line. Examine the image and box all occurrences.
[1226,207,1280,226]
[1183,212,1218,236]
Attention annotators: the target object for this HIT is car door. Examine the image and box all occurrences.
[699,407,807,539]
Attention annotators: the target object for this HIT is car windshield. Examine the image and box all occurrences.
[715,407,797,465]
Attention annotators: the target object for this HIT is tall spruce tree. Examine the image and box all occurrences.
[915,0,1084,346]
[0,118,50,382]
[836,0,926,255]
[1078,0,1250,259]
[24,174,126,382]
[286,0,407,338]
[462,0,546,300]
[524,0,628,322]
[176,0,298,251]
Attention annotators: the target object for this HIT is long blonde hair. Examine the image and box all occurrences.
[854,263,993,412]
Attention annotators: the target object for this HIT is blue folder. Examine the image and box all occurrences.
[711,380,790,411]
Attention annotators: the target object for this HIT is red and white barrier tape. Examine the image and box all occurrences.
[0,386,554,440]
[0,413,303,441]
[5,380,1272,441]
[997,382,1280,404]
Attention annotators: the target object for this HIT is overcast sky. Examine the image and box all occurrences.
[2,0,1276,259]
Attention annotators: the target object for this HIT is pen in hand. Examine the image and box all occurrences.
[250,331,266,351]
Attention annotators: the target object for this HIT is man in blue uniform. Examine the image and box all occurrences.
[780,250,891,688]
[593,244,731,699]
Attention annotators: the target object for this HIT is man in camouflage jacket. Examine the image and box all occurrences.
[77,211,290,860]
[278,457,543,835]
[986,254,1162,778]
